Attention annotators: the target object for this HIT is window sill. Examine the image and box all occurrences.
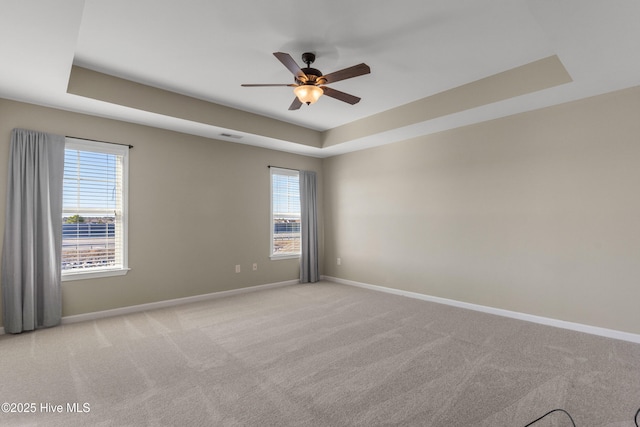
[270,254,300,261]
[62,268,131,282]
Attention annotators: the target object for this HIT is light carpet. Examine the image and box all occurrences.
[0,281,639,426]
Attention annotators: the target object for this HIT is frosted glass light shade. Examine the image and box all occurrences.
[294,85,323,105]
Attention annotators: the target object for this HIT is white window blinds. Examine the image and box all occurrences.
[270,167,301,258]
[62,138,129,278]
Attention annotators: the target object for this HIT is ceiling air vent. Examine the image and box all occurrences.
[220,133,243,139]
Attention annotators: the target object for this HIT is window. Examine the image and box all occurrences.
[270,167,300,258]
[61,138,129,280]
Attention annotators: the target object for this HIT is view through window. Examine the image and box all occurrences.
[270,167,301,258]
[62,138,129,278]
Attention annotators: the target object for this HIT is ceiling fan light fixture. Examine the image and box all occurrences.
[241,52,370,110]
[294,84,323,105]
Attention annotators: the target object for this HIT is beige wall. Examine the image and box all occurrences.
[0,99,323,324]
[323,86,640,335]
[2,84,640,336]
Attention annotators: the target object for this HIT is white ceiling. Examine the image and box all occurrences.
[1,0,640,157]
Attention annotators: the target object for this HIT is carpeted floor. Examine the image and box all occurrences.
[0,281,639,426]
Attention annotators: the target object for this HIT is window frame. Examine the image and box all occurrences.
[61,137,130,281]
[270,167,301,260]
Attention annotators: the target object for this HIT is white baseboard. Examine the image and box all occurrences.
[0,280,299,334]
[61,279,299,326]
[5,277,638,344]
[321,275,640,344]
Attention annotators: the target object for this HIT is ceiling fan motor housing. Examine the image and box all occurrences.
[297,67,325,85]
[297,52,326,85]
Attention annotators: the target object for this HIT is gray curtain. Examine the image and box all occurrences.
[1,129,65,333]
[299,170,319,283]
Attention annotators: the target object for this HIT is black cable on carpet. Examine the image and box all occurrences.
[524,407,640,426]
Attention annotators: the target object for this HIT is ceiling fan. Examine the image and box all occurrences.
[241,52,371,110]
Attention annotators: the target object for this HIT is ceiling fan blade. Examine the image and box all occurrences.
[288,97,303,110]
[321,63,370,84]
[273,52,307,82]
[241,84,296,87]
[320,86,361,105]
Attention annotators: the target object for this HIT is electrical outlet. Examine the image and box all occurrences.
[337,258,341,266]
[235,265,241,273]
[252,263,257,271]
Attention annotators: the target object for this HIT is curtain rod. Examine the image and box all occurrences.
[66,135,133,149]
[268,165,298,171]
